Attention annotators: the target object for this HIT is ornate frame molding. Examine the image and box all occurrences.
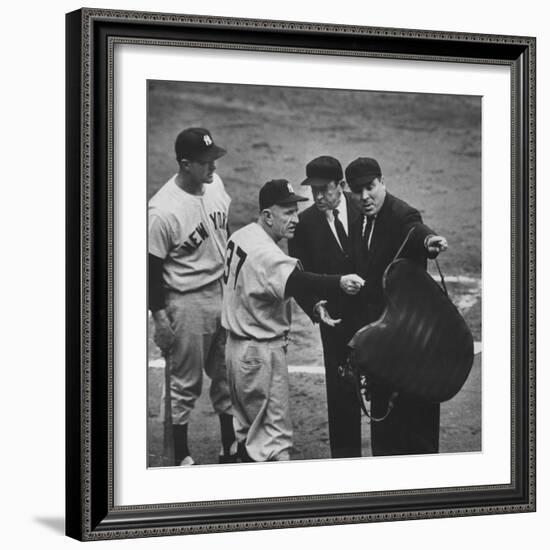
[66,8,536,541]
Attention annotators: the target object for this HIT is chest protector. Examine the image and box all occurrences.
[348,257,474,404]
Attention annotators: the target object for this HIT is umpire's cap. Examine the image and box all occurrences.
[345,157,382,189]
[259,179,308,210]
[175,127,227,163]
[301,156,343,186]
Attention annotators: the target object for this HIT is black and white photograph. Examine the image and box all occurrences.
[58,1,537,544]
[2,0,544,546]
[146,80,481,467]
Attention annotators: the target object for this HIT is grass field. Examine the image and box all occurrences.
[147,81,482,466]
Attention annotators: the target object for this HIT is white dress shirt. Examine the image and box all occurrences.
[325,195,349,250]
[361,214,376,250]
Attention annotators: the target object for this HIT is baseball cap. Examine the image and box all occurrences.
[259,179,308,210]
[301,156,343,186]
[174,127,227,163]
[345,157,382,188]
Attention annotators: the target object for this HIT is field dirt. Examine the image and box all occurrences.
[148,354,481,466]
[147,81,482,466]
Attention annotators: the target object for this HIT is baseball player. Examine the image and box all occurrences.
[148,127,237,466]
[221,179,364,462]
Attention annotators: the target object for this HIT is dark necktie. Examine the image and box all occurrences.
[333,208,349,254]
[363,215,375,252]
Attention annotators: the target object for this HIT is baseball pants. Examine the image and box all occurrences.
[225,334,292,462]
[165,280,233,425]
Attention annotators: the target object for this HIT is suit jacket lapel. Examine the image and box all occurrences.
[344,192,360,227]
[313,206,341,254]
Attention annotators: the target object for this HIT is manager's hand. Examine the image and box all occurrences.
[314,300,342,327]
[339,274,365,295]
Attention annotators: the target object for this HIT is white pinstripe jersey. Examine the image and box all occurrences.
[148,173,230,293]
[221,222,298,340]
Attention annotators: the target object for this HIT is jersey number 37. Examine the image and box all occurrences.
[223,240,248,289]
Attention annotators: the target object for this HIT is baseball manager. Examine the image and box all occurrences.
[222,179,364,462]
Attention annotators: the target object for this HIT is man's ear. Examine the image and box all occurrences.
[178,158,190,171]
[260,209,273,226]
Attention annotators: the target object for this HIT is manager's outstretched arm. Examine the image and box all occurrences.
[285,268,364,326]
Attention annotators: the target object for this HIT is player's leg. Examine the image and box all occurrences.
[200,281,237,462]
[261,340,292,461]
[225,335,257,461]
[205,324,238,462]
[165,291,206,465]
[227,338,276,462]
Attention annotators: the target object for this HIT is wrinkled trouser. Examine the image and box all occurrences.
[320,324,362,458]
[225,334,292,462]
[370,385,440,456]
[165,280,233,425]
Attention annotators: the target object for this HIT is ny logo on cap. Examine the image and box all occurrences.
[203,134,213,146]
[287,182,295,193]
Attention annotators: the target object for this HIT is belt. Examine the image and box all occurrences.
[228,331,288,343]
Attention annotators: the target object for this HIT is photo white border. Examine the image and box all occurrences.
[114,44,511,506]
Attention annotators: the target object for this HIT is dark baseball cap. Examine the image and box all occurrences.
[259,179,308,210]
[174,127,227,163]
[345,157,382,187]
[301,156,343,186]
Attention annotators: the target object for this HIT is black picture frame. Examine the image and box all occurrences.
[65,8,536,541]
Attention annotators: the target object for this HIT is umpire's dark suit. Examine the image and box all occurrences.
[350,192,440,456]
[288,193,362,458]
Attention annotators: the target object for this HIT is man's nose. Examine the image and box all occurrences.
[361,188,369,199]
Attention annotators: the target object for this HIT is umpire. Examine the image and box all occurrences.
[346,156,448,456]
[288,156,362,458]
